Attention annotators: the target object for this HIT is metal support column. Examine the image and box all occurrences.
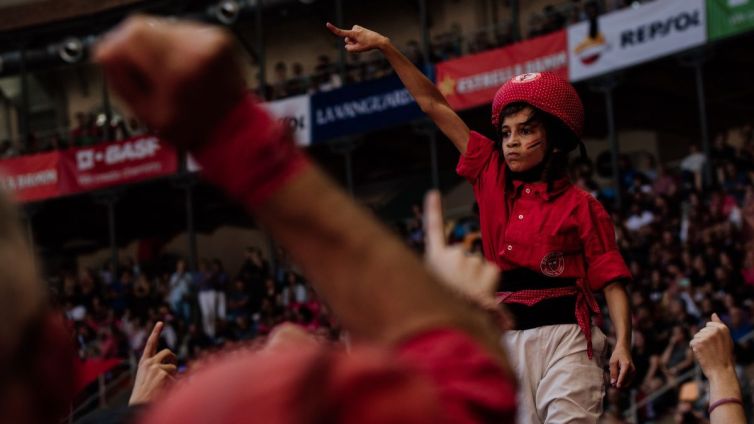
[105,195,119,279]
[102,73,113,141]
[254,0,266,96]
[2,95,11,143]
[679,49,713,188]
[591,75,621,210]
[416,121,440,189]
[267,235,277,278]
[335,0,346,80]
[93,193,120,279]
[429,129,439,189]
[419,0,431,66]
[344,149,354,196]
[509,0,520,42]
[23,206,35,259]
[19,46,30,151]
[693,61,712,186]
[605,86,621,210]
[490,0,499,33]
[184,181,198,271]
[329,138,359,196]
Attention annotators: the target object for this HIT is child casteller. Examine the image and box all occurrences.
[328,23,635,423]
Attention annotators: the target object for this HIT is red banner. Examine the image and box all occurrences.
[61,136,178,194]
[435,30,568,111]
[0,137,178,203]
[0,151,63,202]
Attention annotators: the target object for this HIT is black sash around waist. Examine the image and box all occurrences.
[500,268,578,330]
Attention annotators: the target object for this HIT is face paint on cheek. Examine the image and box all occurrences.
[524,138,544,151]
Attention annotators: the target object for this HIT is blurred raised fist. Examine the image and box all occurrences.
[95,16,247,148]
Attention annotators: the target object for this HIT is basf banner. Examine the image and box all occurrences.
[62,135,178,193]
[436,30,568,111]
[311,75,423,143]
[262,94,312,146]
[568,0,707,82]
[707,0,754,40]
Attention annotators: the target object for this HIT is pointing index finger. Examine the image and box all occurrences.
[424,190,446,254]
[143,321,164,360]
[326,22,352,38]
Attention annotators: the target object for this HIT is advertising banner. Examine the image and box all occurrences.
[62,136,178,193]
[707,0,754,40]
[567,0,706,81]
[0,151,62,202]
[262,94,312,146]
[311,75,423,143]
[436,30,568,111]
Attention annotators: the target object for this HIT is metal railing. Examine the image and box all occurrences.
[63,360,135,424]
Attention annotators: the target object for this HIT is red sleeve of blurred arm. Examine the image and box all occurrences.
[396,328,517,424]
[193,94,310,209]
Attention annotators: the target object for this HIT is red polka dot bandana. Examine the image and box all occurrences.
[491,72,584,137]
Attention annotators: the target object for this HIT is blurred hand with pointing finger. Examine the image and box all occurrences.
[422,190,501,313]
[129,321,177,405]
[326,22,390,53]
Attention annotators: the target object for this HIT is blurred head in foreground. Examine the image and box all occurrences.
[0,191,74,423]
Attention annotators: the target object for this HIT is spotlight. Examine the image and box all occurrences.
[215,0,240,25]
[58,37,84,64]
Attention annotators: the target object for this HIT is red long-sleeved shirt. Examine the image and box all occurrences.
[457,131,631,291]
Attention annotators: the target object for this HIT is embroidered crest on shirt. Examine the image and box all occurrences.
[540,252,565,277]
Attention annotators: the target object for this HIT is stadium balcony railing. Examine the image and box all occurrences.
[62,360,135,424]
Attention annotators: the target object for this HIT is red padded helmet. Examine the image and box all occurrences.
[491,72,584,147]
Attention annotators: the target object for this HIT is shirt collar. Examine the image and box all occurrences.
[511,177,571,201]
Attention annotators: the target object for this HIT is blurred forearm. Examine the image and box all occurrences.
[252,164,503,359]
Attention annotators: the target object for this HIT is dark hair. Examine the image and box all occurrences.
[496,102,579,192]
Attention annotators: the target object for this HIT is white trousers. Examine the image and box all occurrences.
[216,292,226,321]
[502,324,607,424]
[198,290,218,338]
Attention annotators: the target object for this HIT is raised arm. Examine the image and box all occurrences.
[326,23,470,154]
[691,314,746,424]
[95,17,503,362]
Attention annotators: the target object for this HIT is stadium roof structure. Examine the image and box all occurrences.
[0,0,146,32]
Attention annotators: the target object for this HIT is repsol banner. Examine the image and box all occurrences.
[310,75,423,143]
[262,94,311,146]
[567,0,707,81]
[707,0,754,40]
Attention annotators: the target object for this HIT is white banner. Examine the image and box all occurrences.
[186,94,312,173]
[567,0,706,82]
[262,94,312,147]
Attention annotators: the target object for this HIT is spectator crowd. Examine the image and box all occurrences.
[258,0,656,101]
[57,247,337,374]
[56,122,754,422]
